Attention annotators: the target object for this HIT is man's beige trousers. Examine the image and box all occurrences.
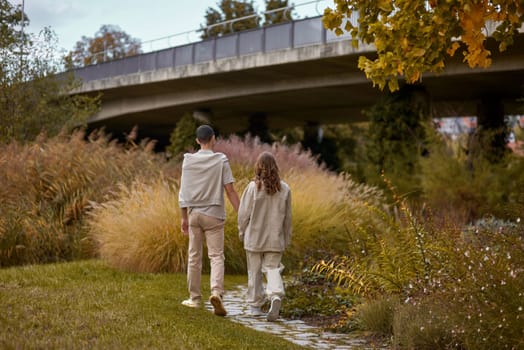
[187,211,225,300]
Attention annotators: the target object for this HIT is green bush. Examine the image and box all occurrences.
[280,263,359,332]
[361,85,430,197]
[356,296,398,337]
[420,135,524,223]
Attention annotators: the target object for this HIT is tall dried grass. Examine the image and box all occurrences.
[1,130,387,277]
[214,135,322,174]
[219,137,386,273]
[0,130,168,266]
[88,179,187,273]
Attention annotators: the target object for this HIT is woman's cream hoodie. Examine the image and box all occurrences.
[238,180,292,252]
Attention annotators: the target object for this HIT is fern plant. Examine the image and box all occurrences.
[313,181,438,297]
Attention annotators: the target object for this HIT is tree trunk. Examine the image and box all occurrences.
[468,98,509,163]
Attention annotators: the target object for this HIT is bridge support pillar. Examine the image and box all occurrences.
[301,121,339,170]
[303,121,322,149]
[247,112,271,143]
[469,97,509,163]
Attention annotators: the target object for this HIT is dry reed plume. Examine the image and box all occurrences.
[88,179,187,273]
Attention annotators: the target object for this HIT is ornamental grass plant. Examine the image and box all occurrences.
[217,136,386,273]
[0,130,168,267]
[88,135,386,275]
[88,179,187,273]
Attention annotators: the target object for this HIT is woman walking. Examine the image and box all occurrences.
[238,152,292,321]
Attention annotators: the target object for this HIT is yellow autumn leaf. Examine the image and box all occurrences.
[435,60,445,70]
[387,78,399,92]
[378,0,393,12]
[397,63,404,75]
[375,38,387,51]
[509,13,519,24]
[412,48,426,57]
[344,21,353,32]
[409,70,421,83]
[400,38,409,50]
[447,42,461,56]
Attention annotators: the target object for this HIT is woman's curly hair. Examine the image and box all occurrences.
[255,151,281,195]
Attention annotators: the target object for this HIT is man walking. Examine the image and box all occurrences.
[179,125,240,316]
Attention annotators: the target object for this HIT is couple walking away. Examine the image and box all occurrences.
[178,125,292,321]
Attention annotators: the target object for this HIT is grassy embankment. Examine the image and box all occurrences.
[0,259,304,350]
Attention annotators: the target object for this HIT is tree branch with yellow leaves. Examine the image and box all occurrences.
[323,0,524,91]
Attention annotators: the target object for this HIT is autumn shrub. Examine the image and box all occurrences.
[88,179,187,273]
[0,130,168,267]
[392,301,453,350]
[391,219,524,350]
[420,135,524,224]
[314,194,435,297]
[422,220,524,350]
[312,189,524,349]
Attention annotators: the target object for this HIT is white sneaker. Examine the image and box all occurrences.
[181,298,200,308]
[209,294,227,316]
[249,306,265,316]
[267,297,281,322]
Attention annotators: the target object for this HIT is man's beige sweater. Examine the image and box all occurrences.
[238,181,292,253]
[178,151,228,209]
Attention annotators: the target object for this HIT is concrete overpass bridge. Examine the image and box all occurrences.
[73,15,524,146]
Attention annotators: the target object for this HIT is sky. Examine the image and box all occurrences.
[9,0,331,55]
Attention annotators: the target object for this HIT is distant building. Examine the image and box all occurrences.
[434,116,476,140]
[508,115,524,155]
[434,115,523,155]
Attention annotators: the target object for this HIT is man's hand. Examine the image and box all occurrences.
[181,217,189,234]
[180,208,189,235]
[224,183,240,213]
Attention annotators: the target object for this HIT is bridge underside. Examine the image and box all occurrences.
[83,36,524,148]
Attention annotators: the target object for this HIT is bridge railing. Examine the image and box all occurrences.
[74,14,357,83]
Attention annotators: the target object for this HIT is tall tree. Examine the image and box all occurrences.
[67,25,141,67]
[263,0,294,25]
[363,85,431,195]
[167,113,202,160]
[0,0,27,49]
[0,0,98,143]
[323,0,524,92]
[201,0,259,38]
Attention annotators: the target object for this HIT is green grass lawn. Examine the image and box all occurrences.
[0,260,304,349]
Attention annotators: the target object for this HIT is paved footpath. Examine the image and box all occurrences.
[205,285,383,350]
